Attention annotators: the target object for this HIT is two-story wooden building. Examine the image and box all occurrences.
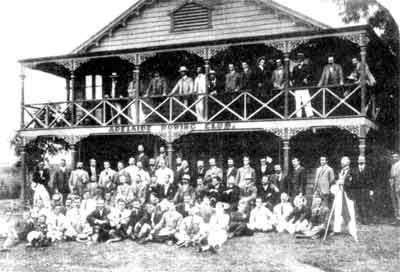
[18,0,395,198]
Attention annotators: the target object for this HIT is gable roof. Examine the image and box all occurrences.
[72,0,330,54]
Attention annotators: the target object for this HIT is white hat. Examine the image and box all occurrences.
[179,66,188,72]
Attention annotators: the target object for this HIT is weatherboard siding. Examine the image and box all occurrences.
[89,0,314,52]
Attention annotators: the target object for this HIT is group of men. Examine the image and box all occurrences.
[141,53,375,121]
[1,143,390,252]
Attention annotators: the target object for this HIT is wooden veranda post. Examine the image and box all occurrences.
[134,65,141,125]
[360,43,367,116]
[20,65,26,129]
[283,52,290,119]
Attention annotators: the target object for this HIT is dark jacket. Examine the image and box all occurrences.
[291,63,312,87]
[241,69,255,91]
[87,208,111,226]
[32,168,51,191]
[135,154,150,170]
[221,185,241,209]
[53,167,71,194]
[288,166,307,196]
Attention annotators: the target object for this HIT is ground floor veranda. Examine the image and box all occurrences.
[18,116,386,203]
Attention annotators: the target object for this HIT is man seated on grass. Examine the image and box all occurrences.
[65,198,92,242]
[228,200,254,239]
[125,199,145,241]
[283,195,311,235]
[147,200,183,245]
[107,199,132,243]
[175,206,204,248]
[248,197,274,232]
[47,204,69,242]
[1,209,34,252]
[273,193,294,232]
[296,196,330,239]
[26,213,51,248]
[176,194,194,217]
[86,199,111,243]
[199,202,230,253]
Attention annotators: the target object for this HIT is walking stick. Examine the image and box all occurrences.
[323,190,338,241]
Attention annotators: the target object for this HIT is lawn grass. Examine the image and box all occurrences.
[0,222,398,272]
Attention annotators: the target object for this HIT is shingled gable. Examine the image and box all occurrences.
[72,0,330,54]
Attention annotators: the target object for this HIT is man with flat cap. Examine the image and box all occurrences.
[170,66,194,106]
[291,52,314,118]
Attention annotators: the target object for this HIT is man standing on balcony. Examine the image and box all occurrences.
[271,59,288,91]
[145,71,168,97]
[170,66,194,107]
[225,63,241,93]
[194,66,207,122]
[255,57,270,98]
[318,55,344,87]
[240,61,255,92]
[291,52,314,118]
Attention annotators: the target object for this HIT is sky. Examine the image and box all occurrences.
[0,0,398,166]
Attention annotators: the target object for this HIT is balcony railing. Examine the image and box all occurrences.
[22,83,372,130]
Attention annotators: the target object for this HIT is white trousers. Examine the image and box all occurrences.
[195,95,206,122]
[295,89,313,118]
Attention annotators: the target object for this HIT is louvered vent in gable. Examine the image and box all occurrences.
[171,2,211,32]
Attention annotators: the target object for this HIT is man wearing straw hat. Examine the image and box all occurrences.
[170,66,194,107]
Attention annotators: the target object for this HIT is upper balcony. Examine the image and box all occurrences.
[18,26,393,141]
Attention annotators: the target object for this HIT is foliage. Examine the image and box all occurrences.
[10,134,69,172]
[334,0,399,55]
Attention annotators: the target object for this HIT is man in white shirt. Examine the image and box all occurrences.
[99,161,117,192]
[273,193,294,232]
[124,157,139,186]
[170,66,194,107]
[248,197,274,232]
[155,159,174,186]
[194,66,207,122]
[137,161,150,186]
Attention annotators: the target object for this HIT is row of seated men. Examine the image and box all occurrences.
[1,178,329,253]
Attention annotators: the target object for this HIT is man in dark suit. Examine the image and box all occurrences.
[256,157,274,186]
[52,159,71,203]
[175,160,191,186]
[32,161,51,194]
[257,175,280,209]
[135,144,149,170]
[221,176,241,211]
[240,61,255,92]
[254,57,271,97]
[193,160,206,187]
[225,158,238,185]
[269,164,286,193]
[87,199,111,242]
[225,63,241,93]
[288,158,307,197]
[159,177,177,201]
[208,176,226,205]
[349,156,374,224]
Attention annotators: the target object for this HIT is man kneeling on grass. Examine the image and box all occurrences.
[146,200,183,245]
[87,199,111,243]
